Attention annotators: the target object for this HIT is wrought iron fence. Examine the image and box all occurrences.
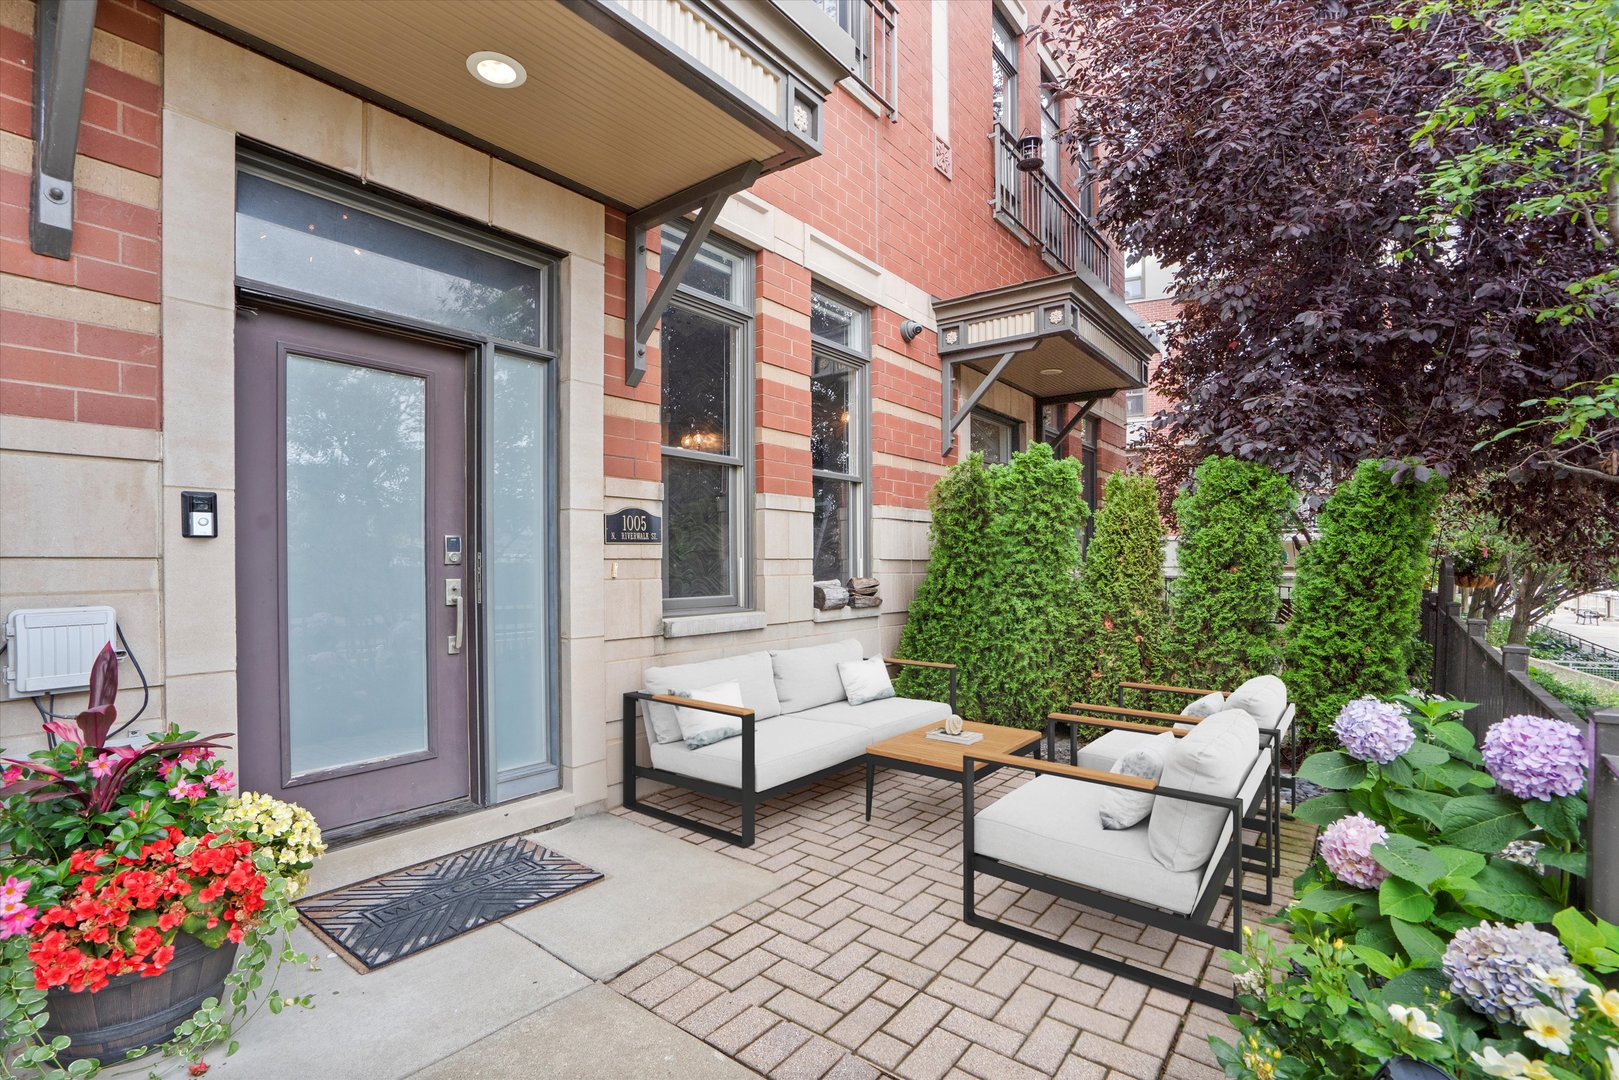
[993,126,1112,284]
[1422,560,1581,737]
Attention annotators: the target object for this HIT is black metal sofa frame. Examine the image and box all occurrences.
[622,657,957,847]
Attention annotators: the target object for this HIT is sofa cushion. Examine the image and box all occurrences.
[1181,691,1227,719]
[1225,675,1288,730]
[975,775,1216,915]
[1148,709,1259,872]
[794,696,952,743]
[1098,731,1174,830]
[1074,728,1269,813]
[643,651,781,744]
[839,657,896,707]
[648,716,868,792]
[672,681,745,749]
[771,639,864,713]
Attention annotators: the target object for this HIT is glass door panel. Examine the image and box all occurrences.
[284,355,430,776]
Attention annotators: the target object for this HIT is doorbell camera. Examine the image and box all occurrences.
[180,491,219,538]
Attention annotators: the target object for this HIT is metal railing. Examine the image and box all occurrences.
[833,0,898,119]
[1422,560,1582,738]
[993,126,1112,283]
[1530,624,1619,680]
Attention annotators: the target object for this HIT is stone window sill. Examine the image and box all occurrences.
[661,610,769,639]
[811,605,881,623]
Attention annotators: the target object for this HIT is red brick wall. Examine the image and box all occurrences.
[0,0,163,430]
[604,0,1132,513]
[1130,296,1180,419]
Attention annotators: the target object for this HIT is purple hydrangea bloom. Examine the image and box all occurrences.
[1318,812,1389,890]
[1482,715,1589,801]
[1332,698,1415,764]
[1442,921,1576,1022]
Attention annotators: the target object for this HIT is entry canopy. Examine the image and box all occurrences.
[164,0,854,212]
[932,270,1160,455]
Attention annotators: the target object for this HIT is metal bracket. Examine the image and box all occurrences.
[624,160,761,387]
[30,0,98,260]
[1042,394,1107,447]
[942,350,1020,457]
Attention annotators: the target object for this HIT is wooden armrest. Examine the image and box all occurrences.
[883,657,956,670]
[965,750,1158,791]
[645,694,756,719]
[1067,702,1191,724]
[1049,712,1189,737]
[1119,681,1221,697]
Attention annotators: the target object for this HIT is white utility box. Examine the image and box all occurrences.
[4,606,118,699]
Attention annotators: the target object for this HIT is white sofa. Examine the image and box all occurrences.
[622,638,956,846]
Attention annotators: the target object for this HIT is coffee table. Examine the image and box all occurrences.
[863,720,1042,821]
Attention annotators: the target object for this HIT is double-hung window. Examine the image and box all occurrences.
[992,12,1018,130]
[660,225,753,611]
[810,285,870,584]
[1040,65,1061,182]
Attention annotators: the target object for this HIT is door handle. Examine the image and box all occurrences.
[446,578,464,655]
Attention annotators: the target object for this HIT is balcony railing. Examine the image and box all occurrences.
[993,126,1111,284]
[823,0,898,119]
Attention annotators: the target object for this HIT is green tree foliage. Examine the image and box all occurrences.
[1075,472,1168,709]
[1166,456,1294,690]
[1285,460,1448,739]
[897,444,1087,729]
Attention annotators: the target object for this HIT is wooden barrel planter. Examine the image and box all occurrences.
[40,934,238,1064]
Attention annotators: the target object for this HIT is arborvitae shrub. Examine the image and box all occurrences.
[1284,459,1446,740]
[1075,472,1168,709]
[897,444,1087,728]
[1166,456,1295,689]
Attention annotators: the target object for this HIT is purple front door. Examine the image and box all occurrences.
[236,308,474,834]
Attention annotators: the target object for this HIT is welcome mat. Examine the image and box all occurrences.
[297,836,603,972]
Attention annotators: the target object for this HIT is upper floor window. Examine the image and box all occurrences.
[992,12,1018,130]
[1040,66,1061,182]
[810,285,870,584]
[818,0,898,117]
[1124,258,1145,300]
[1126,388,1146,419]
[660,224,754,612]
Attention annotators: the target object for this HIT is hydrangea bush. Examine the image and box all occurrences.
[1213,694,1612,1080]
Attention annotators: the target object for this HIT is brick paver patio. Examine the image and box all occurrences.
[611,763,1314,1080]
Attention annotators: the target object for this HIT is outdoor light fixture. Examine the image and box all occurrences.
[466,51,526,88]
[1016,133,1045,172]
[1040,368,1064,376]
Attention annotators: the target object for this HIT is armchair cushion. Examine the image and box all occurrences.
[1099,732,1174,830]
[772,638,864,713]
[1225,675,1288,730]
[672,681,746,749]
[643,651,781,744]
[1073,729,1271,812]
[975,775,1211,915]
[1148,709,1259,872]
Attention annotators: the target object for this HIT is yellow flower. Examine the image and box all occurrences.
[1472,1048,1533,1078]
[1590,985,1619,1024]
[1520,1006,1574,1057]
[1530,964,1588,995]
[1523,1062,1555,1080]
[1387,1004,1443,1042]
[1331,938,1344,950]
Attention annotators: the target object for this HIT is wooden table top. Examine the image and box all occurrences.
[866,720,1041,772]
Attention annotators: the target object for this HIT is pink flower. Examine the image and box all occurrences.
[206,770,235,794]
[0,904,37,940]
[1319,812,1391,890]
[179,747,215,764]
[2,765,23,785]
[88,753,116,779]
[158,759,176,779]
[0,876,28,908]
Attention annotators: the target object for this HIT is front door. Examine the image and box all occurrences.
[236,308,473,833]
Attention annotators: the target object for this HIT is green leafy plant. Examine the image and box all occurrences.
[1165,456,1294,689]
[1074,471,1169,709]
[1284,460,1446,741]
[896,445,1088,728]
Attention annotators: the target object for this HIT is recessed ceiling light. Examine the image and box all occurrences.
[467,51,526,88]
[1040,368,1064,376]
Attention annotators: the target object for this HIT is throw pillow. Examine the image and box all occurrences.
[1098,732,1174,830]
[838,657,896,707]
[1180,690,1226,720]
[1147,708,1260,872]
[671,681,746,749]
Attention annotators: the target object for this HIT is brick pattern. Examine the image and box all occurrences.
[611,767,1314,1080]
[0,0,163,429]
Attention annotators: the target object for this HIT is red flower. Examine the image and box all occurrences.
[188,1062,210,1076]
